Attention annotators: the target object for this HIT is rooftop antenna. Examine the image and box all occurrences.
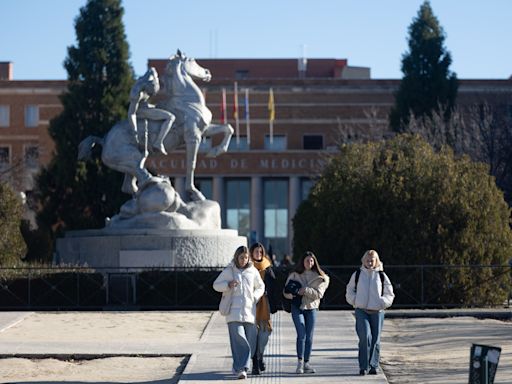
[298,44,307,79]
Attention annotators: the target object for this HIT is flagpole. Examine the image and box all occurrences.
[245,88,251,145]
[268,88,275,145]
[221,88,227,124]
[233,82,239,145]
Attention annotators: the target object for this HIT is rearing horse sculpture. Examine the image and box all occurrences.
[78,50,233,201]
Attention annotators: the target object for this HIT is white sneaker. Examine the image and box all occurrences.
[296,360,304,374]
[237,370,247,379]
[304,361,316,373]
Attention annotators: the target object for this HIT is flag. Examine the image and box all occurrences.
[268,88,275,144]
[220,88,227,124]
[244,88,251,145]
[233,82,239,144]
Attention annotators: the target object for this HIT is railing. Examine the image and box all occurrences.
[0,265,510,310]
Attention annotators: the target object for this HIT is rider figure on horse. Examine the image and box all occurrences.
[128,67,175,155]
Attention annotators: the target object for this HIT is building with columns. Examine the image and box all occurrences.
[1,59,511,258]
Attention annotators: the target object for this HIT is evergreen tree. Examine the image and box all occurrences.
[36,0,133,250]
[0,182,26,266]
[293,134,512,305]
[390,1,458,132]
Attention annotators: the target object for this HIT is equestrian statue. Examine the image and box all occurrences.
[78,50,234,229]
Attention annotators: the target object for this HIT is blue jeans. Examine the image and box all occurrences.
[291,305,317,361]
[227,322,257,372]
[355,308,384,371]
[254,321,272,359]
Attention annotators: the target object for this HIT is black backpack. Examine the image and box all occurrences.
[354,269,385,296]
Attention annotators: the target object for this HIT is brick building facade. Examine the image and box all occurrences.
[1,59,511,257]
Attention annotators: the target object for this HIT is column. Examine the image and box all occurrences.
[251,176,263,244]
[288,176,301,255]
[213,176,224,225]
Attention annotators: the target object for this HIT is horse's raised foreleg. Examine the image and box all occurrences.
[204,123,234,158]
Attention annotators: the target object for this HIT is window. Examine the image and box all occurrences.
[0,147,10,169]
[25,105,39,127]
[264,135,286,151]
[0,105,9,127]
[24,146,39,169]
[225,179,250,237]
[235,70,249,80]
[228,136,249,151]
[263,179,288,255]
[303,135,323,150]
[195,178,213,200]
[301,178,314,201]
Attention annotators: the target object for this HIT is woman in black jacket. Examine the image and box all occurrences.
[249,242,277,375]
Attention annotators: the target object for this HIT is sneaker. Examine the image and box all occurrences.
[304,361,316,373]
[359,369,367,375]
[369,367,377,375]
[237,370,247,379]
[296,360,304,374]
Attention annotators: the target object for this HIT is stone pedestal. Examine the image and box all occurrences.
[55,228,246,268]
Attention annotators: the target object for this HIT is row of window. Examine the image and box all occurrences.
[195,177,313,256]
[0,105,39,127]
[201,134,324,152]
[1,104,324,150]
[0,146,39,169]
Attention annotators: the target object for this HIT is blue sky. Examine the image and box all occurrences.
[1,0,511,80]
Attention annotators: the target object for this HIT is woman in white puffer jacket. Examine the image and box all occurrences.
[345,250,394,376]
[213,246,265,379]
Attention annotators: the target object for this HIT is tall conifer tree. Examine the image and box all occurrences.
[36,0,134,243]
[390,1,458,132]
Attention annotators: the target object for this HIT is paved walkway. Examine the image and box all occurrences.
[0,311,388,383]
[181,310,388,383]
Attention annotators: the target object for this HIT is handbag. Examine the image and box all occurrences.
[219,289,233,316]
[218,266,235,316]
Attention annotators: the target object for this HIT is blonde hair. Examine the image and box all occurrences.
[361,249,382,267]
[233,245,250,269]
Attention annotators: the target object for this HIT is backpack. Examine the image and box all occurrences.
[355,269,385,296]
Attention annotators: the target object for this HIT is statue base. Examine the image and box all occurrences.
[55,228,246,268]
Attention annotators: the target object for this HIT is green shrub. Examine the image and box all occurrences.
[293,134,512,306]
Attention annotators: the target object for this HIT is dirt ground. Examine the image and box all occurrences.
[381,317,512,384]
[0,312,210,383]
[0,356,186,383]
[0,312,511,383]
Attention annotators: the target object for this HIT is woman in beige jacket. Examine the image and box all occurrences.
[283,251,330,374]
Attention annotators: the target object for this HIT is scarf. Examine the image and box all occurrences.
[253,256,273,332]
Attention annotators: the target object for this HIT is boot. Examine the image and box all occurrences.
[258,358,266,372]
[251,357,261,375]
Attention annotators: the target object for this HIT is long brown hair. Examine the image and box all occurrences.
[294,251,326,276]
[249,242,270,262]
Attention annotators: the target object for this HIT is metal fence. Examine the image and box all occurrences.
[0,265,510,310]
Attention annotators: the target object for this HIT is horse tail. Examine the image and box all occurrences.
[77,135,104,161]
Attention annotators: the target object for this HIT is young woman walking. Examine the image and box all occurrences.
[345,249,395,375]
[283,251,330,374]
[213,245,265,379]
[249,242,277,375]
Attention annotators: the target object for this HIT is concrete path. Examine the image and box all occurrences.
[180,310,388,383]
[0,311,388,383]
